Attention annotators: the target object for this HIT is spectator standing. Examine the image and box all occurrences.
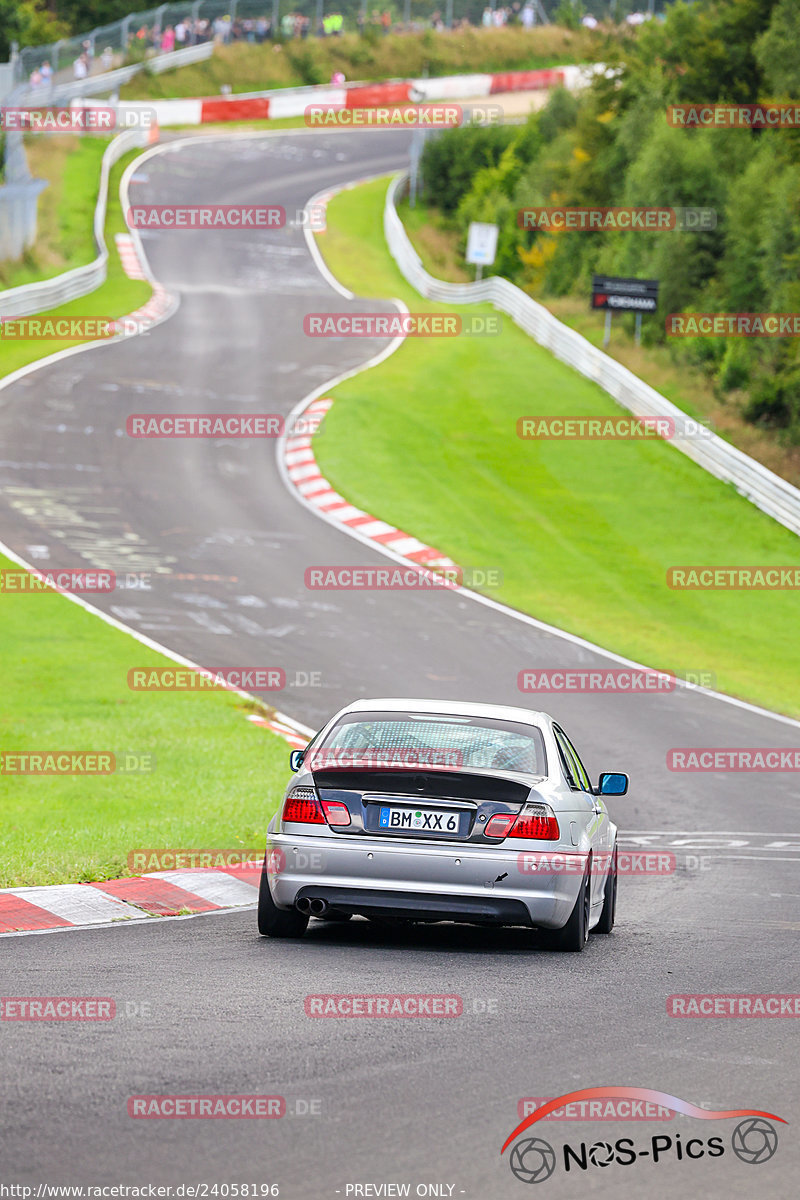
[175,20,187,45]
[521,2,534,28]
[73,52,89,80]
[161,25,175,52]
[481,7,492,28]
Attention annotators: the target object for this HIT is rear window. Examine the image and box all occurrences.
[307,710,546,776]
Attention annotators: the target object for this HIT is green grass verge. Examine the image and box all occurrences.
[312,177,800,720]
[0,137,108,291]
[0,137,288,888]
[0,552,289,887]
[396,196,800,493]
[0,148,152,380]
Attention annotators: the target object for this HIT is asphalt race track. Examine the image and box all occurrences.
[1,130,798,1198]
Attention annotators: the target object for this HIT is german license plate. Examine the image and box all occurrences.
[379,806,460,834]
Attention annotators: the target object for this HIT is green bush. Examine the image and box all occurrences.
[418,0,800,444]
[421,124,519,215]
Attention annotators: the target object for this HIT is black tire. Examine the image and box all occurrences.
[539,869,590,952]
[257,857,309,938]
[595,848,617,935]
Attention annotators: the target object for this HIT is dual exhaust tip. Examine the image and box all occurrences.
[296,896,328,916]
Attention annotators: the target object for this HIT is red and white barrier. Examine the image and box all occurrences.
[71,64,604,129]
[409,73,493,101]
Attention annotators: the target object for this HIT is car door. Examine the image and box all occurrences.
[554,725,609,910]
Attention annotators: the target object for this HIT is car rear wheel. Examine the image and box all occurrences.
[595,848,618,935]
[539,869,590,952]
[258,857,309,938]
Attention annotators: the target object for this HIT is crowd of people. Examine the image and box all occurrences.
[26,5,650,87]
[49,4,556,72]
[115,6,649,49]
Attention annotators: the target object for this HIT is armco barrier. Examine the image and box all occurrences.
[0,128,153,320]
[383,172,800,539]
[11,42,213,108]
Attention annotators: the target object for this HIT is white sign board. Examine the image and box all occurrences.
[466,222,499,266]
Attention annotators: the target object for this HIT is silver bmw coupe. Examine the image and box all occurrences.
[259,698,628,951]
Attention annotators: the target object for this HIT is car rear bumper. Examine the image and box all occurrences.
[267,831,586,929]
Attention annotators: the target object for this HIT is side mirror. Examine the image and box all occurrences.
[289,749,305,773]
[597,771,628,796]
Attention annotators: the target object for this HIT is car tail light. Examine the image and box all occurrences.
[320,799,351,827]
[283,787,325,824]
[484,814,516,838]
[485,804,559,841]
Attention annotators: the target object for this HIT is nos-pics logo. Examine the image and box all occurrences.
[501,1088,784,1184]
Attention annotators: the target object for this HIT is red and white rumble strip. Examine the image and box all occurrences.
[112,233,175,335]
[283,396,458,573]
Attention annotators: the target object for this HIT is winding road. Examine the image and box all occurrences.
[0,129,798,1198]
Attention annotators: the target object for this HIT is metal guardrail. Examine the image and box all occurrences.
[384,172,800,540]
[11,41,213,106]
[0,129,152,319]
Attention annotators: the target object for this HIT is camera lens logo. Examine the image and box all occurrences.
[588,1141,615,1167]
[509,1137,556,1184]
[731,1118,778,1165]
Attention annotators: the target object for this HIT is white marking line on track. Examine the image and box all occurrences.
[621,830,800,838]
